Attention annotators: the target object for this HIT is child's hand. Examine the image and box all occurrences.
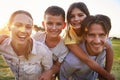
[98,74,115,80]
[108,74,115,80]
[0,35,9,44]
[105,74,115,80]
[98,74,105,80]
[39,70,53,80]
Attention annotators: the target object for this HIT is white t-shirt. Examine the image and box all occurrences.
[33,31,69,63]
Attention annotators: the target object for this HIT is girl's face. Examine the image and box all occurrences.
[70,8,87,29]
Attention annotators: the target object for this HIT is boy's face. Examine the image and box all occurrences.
[10,13,33,45]
[42,14,66,38]
[85,23,108,56]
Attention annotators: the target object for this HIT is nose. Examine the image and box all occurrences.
[51,24,57,29]
[18,26,26,32]
[94,36,101,43]
[74,16,79,21]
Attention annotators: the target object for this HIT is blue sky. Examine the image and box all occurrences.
[0,0,120,37]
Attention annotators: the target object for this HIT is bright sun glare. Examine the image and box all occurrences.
[0,0,120,37]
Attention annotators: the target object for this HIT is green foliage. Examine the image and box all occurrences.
[0,56,14,80]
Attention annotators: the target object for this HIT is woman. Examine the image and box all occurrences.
[0,10,53,80]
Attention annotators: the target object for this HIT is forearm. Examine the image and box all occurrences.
[39,61,61,80]
[67,44,112,79]
[50,60,61,75]
[105,42,114,73]
[0,35,9,44]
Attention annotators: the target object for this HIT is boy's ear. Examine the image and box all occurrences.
[42,21,45,28]
[63,22,66,29]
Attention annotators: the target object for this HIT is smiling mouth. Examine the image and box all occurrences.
[18,36,26,41]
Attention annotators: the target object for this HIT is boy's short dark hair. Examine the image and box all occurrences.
[44,6,65,21]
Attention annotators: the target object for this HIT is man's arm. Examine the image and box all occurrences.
[67,44,115,80]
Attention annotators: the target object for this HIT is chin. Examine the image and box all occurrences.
[17,41,27,45]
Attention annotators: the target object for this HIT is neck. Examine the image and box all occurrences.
[46,35,60,41]
[45,35,60,48]
[11,44,24,56]
[11,39,31,56]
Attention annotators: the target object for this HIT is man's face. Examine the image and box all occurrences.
[10,13,33,45]
[85,23,108,56]
[43,14,66,38]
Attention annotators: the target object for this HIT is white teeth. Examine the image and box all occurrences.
[20,36,26,38]
[93,45,100,48]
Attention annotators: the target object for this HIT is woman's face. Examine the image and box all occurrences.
[70,8,87,29]
[10,13,33,45]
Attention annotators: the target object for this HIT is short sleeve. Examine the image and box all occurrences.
[64,26,81,45]
[41,45,53,70]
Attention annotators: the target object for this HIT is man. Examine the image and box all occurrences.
[60,15,115,80]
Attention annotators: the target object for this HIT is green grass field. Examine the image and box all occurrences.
[0,39,120,80]
[111,39,120,80]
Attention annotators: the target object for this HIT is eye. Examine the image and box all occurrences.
[47,22,53,26]
[56,22,62,26]
[70,15,75,19]
[26,24,32,29]
[78,14,85,17]
[99,33,106,38]
[14,23,23,28]
[88,33,95,38]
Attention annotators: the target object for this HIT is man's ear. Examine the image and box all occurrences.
[42,21,45,28]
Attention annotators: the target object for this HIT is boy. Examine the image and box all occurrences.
[33,6,69,80]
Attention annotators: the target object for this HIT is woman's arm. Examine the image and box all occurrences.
[67,44,114,80]
[0,35,9,44]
